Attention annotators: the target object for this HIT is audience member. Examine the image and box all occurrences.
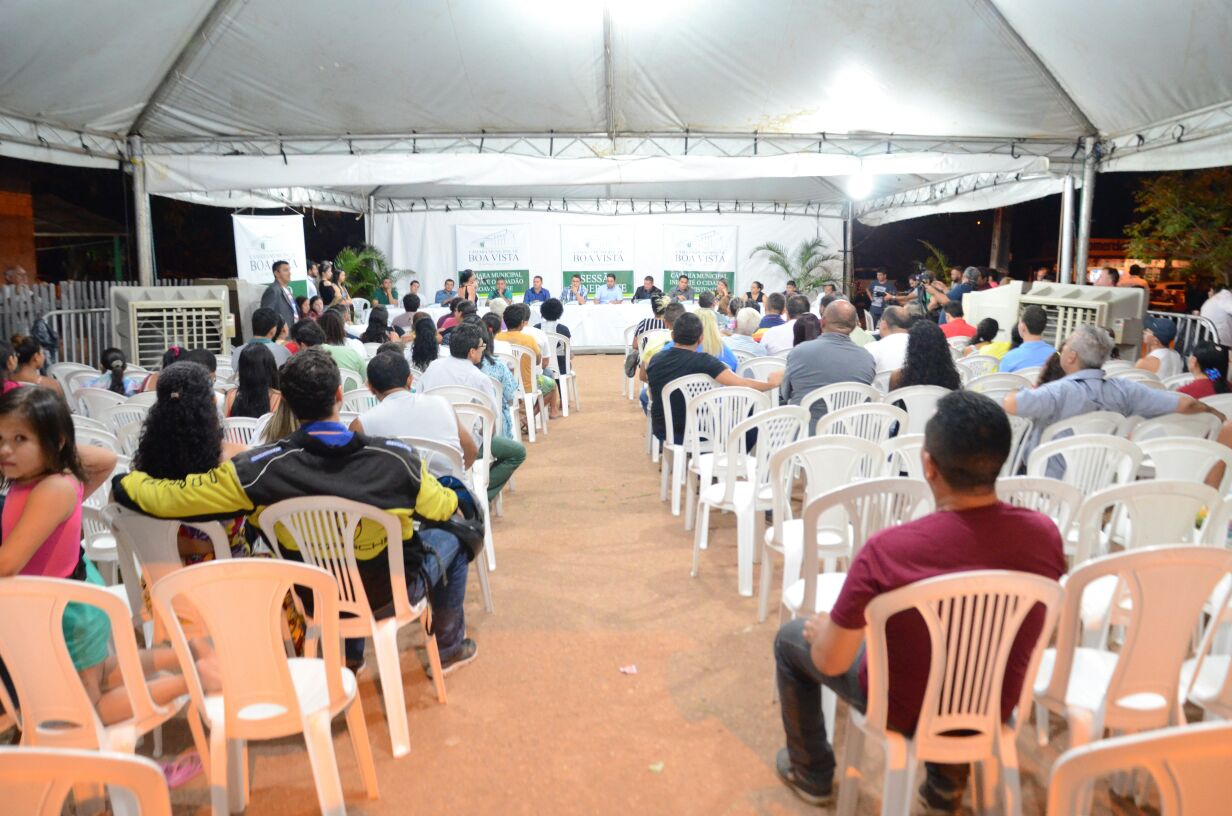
[225,343,281,418]
[928,265,977,324]
[497,304,561,420]
[1035,353,1066,387]
[232,307,292,370]
[632,297,668,344]
[645,313,776,443]
[434,278,457,305]
[9,335,63,397]
[1201,282,1232,345]
[117,349,479,674]
[762,294,811,355]
[305,261,320,298]
[697,290,716,312]
[487,298,509,324]
[296,295,313,321]
[889,320,961,391]
[476,319,518,436]
[469,322,528,498]
[724,307,767,359]
[392,293,421,331]
[481,313,510,357]
[866,306,912,373]
[938,302,977,340]
[308,295,325,318]
[523,275,550,304]
[291,318,326,352]
[998,306,1054,373]
[632,275,663,302]
[360,305,400,343]
[318,263,339,306]
[773,390,1065,809]
[1136,317,1183,378]
[964,318,1010,360]
[725,296,745,332]
[1094,267,1120,287]
[781,301,876,425]
[757,292,787,336]
[88,347,143,396]
[259,260,297,328]
[792,313,821,346]
[696,309,738,371]
[783,280,798,297]
[316,311,367,381]
[410,317,441,375]
[537,298,571,375]
[1178,342,1230,399]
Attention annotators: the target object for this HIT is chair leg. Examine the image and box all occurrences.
[659,449,671,502]
[344,698,381,799]
[836,713,866,816]
[880,741,917,816]
[421,616,448,704]
[736,505,755,597]
[560,379,570,417]
[691,502,710,578]
[302,709,347,816]
[476,547,495,613]
[998,731,1024,816]
[757,551,775,623]
[208,725,230,816]
[372,622,411,758]
[228,738,248,811]
[684,469,697,531]
[573,376,581,411]
[1034,702,1050,747]
[524,398,536,442]
[670,452,685,516]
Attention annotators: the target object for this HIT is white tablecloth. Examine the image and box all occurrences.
[370,301,684,352]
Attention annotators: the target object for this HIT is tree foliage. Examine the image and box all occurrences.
[1125,169,1232,283]
[747,236,841,294]
[333,245,408,300]
[917,240,950,280]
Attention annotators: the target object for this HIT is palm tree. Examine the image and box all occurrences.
[333,245,401,301]
[748,237,841,294]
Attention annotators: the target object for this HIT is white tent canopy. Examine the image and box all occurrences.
[2,0,1230,228]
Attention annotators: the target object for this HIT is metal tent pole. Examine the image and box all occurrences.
[1074,136,1098,282]
[366,194,376,246]
[843,203,854,294]
[1058,174,1075,284]
[128,135,155,286]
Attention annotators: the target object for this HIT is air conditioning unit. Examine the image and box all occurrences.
[109,286,231,368]
[964,282,1145,361]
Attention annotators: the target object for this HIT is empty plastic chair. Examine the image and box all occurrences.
[1038,410,1130,444]
[657,373,718,516]
[882,385,950,435]
[1026,435,1142,493]
[813,403,908,445]
[1140,436,1232,493]
[0,747,172,816]
[880,434,925,479]
[341,388,378,414]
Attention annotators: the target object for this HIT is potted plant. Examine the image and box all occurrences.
[332,245,404,301]
[748,237,841,294]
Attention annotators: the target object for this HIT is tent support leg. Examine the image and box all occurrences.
[843,203,854,294]
[128,135,155,287]
[1058,175,1075,284]
[366,194,375,246]
[1075,136,1097,282]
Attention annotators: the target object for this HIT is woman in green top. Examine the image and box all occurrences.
[373,276,399,306]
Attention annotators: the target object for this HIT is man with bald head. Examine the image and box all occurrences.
[782,300,876,426]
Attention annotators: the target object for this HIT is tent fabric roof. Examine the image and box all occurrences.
[2,0,1230,217]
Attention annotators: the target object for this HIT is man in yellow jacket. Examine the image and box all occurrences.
[114,348,478,674]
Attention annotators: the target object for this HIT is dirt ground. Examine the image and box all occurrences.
[163,355,1148,815]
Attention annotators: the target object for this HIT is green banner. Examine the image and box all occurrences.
[565,270,635,297]
[472,269,530,297]
[662,271,735,293]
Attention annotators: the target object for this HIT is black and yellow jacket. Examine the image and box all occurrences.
[113,427,458,573]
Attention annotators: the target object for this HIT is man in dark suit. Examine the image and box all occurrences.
[260,260,297,328]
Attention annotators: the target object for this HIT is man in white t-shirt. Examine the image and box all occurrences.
[866,306,912,373]
[761,294,811,355]
[349,349,477,479]
[1201,283,1232,345]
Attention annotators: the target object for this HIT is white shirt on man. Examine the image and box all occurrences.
[866,330,911,373]
[1201,289,1232,345]
[760,319,798,355]
[357,390,462,479]
[417,355,502,420]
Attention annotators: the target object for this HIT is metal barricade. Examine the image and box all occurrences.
[43,307,111,366]
[1146,310,1218,357]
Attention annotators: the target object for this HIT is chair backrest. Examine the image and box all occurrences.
[1038,410,1129,444]
[1102,360,1134,373]
[151,559,346,740]
[547,331,573,370]
[351,297,372,325]
[71,414,110,433]
[1072,480,1222,563]
[813,402,909,445]
[713,406,808,505]
[797,478,934,612]
[1012,365,1043,384]
[98,396,152,432]
[1107,367,1161,383]
[799,381,880,419]
[684,386,769,461]
[1163,373,1196,391]
[767,434,886,549]
[424,383,493,408]
[660,373,718,447]
[1199,393,1232,416]
[1047,721,1232,816]
[398,435,466,478]
[881,434,925,479]
[362,341,384,358]
[871,369,893,394]
[126,390,159,407]
[257,496,409,623]
[965,372,1031,404]
[1139,437,1232,494]
[882,385,950,435]
[1040,547,1232,734]
[66,369,104,398]
[74,424,119,452]
[48,362,97,392]
[862,571,1062,757]
[737,356,786,382]
[0,577,170,749]
[731,348,754,366]
[510,343,539,379]
[0,747,172,816]
[342,387,379,414]
[116,419,142,457]
[957,354,1000,379]
[339,367,364,392]
[1026,435,1143,493]
[453,401,496,465]
[1002,414,1034,477]
[75,387,126,418]
[1128,412,1222,442]
[221,415,261,446]
[995,476,1084,535]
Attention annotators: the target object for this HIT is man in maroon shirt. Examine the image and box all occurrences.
[773,390,1065,811]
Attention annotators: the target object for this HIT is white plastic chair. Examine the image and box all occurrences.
[1199,393,1232,416]
[691,406,807,597]
[657,373,718,516]
[957,353,1000,379]
[1026,435,1143,493]
[798,382,879,419]
[737,356,786,406]
[351,297,372,326]
[341,388,378,414]
[67,369,106,399]
[152,559,380,816]
[1139,436,1232,494]
[1128,412,1222,442]
[1046,721,1232,816]
[362,341,384,358]
[1181,581,1232,721]
[871,369,893,395]
[97,396,150,433]
[813,402,909,445]
[258,497,447,759]
[1001,414,1034,477]
[547,331,580,415]
[116,420,143,458]
[75,386,126,418]
[966,372,1031,404]
[126,391,159,408]
[0,577,195,762]
[1163,373,1196,391]
[837,571,1063,816]
[882,385,949,435]
[995,476,1084,542]
[75,424,119,453]
[681,386,770,531]
[1038,410,1130,444]
[1034,547,1232,755]
[880,434,925,479]
[339,367,364,393]
[81,504,120,585]
[72,413,110,433]
[423,383,492,408]
[759,435,884,623]
[509,344,547,441]
[1012,365,1043,384]
[0,747,172,816]
[221,415,260,446]
[1107,367,1161,384]
[48,361,97,394]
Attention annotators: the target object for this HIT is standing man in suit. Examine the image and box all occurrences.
[260,260,297,328]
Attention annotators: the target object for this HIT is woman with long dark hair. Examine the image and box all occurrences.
[0,340,18,395]
[1179,342,1231,399]
[410,316,440,374]
[890,320,961,391]
[315,310,367,380]
[792,313,821,346]
[10,335,63,397]
[360,305,399,343]
[225,343,280,418]
[87,347,141,396]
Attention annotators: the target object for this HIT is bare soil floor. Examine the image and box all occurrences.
[165,355,1149,815]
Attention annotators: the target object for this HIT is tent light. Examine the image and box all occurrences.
[847,172,874,201]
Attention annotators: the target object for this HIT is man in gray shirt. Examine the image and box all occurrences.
[781,300,876,426]
[1004,324,1223,475]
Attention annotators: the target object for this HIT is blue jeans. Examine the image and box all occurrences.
[774,618,968,798]
[346,528,469,663]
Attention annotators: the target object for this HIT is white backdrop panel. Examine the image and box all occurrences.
[372,210,843,301]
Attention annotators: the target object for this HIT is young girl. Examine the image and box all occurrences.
[88,347,142,396]
[0,386,216,725]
